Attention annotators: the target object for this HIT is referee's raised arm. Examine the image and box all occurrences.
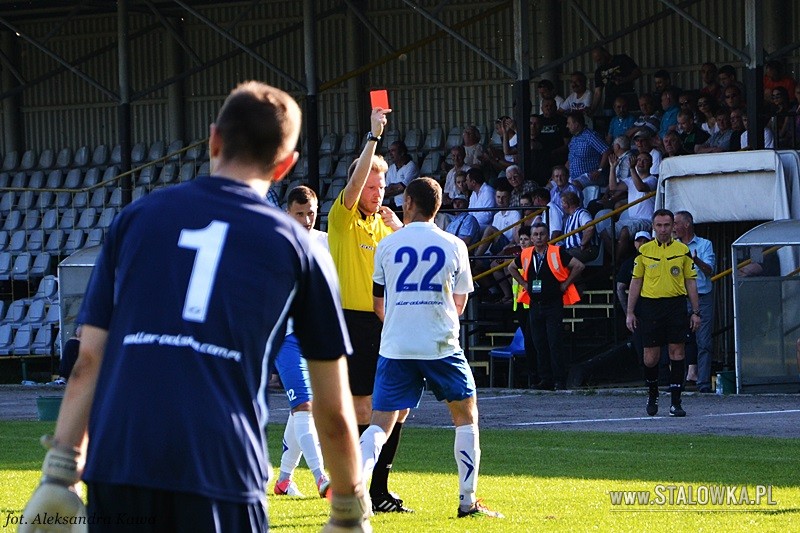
[343,107,391,210]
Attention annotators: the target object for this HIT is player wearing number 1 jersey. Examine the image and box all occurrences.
[21,82,371,533]
[360,177,504,519]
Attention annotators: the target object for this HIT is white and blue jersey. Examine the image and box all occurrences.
[77,176,350,504]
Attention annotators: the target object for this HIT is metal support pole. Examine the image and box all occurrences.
[513,0,531,181]
[745,0,764,149]
[304,0,320,195]
[1,30,21,153]
[118,0,133,206]
[166,18,185,143]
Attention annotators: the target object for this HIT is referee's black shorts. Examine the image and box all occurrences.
[343,309,383,396]
[638,296,689,348]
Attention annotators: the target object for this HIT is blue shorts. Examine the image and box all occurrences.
[274,334,312,408]
[372,354,476,411]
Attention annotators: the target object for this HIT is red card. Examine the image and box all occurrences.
[370,89,389,110]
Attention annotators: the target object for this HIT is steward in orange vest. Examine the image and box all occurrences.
[516,244,581,306]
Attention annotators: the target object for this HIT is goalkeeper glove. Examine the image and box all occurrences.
[321,487,372,533]
[20,436,87,533]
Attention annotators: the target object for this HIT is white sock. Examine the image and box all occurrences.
[278,413,302,482]
[359,425,388,490]
[455,424,480,509]
[293,410,325,481]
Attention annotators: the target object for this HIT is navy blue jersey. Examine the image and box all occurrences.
[78,176,350,504]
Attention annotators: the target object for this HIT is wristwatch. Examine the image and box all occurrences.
[366,132,382,143]
[691,310,701,317]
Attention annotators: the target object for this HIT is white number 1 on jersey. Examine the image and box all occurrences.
[178,220,229,323]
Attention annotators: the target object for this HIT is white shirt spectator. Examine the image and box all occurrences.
[492,209,522,241]
[385,159,419,207]
[443,164,471,200]
[740,128,775,149]
[469,182,496,230]
[623,175,658,220]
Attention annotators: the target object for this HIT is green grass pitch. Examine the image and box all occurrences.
[1,422,798,532]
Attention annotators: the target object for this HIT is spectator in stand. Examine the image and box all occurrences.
[531,187,564,240]
[697,96,720,135]
[652,69,682,104]
[659,87,681,138]
[539,98,569,167]
[462,125,485,169]
[632,130,663,176]
[769,87,794,147]
[695,109,733,153]
[604,150,658,263]
[445,193,482,246]
[474,183,522,258]
[718,65,746,104]
[627,94,661,138]
[740,112,776,149]
[591,46,642,115]
[466,167,496,231]
[481,116,516,174]
[560,191,598,263]
[443,145,471,206]
[678,91,701,124]
[560,71,594,128]
[594,135,634,212]
[507,164,536,207]
[677,110,710,153]
[537,78,565,112]
[529,114,552,185]
[384,140,419,209]
[565,111,610,187]
[512,193,536,244]
[728,108,746,151]
[455,170,470,198]
[763,60,796,106]
[548,165,582,207]
[723,85,746,113]
[699,62,722,106]
[662,130,687,158]
[606,96,637,144]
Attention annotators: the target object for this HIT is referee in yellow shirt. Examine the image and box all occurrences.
[626,209,701,417]
[328,107,412,513]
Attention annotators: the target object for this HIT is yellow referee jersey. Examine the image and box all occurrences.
[632,239,696,298]
[328,191,394,311]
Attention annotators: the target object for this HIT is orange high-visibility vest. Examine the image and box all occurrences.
[516,245,580,306]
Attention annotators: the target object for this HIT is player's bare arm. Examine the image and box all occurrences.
[343,108,391,210]
[626,277,643,331]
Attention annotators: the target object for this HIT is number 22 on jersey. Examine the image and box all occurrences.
[394,245,445,292]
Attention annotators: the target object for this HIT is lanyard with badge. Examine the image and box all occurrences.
[530,252,544,293]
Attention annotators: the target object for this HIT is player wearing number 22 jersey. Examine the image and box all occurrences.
[77,175,350,504]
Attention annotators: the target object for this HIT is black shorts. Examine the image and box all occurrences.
[638,296,689,348]
[343,309,383,396]
[86,483,267,532]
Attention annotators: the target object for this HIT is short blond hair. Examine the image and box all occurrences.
[348,154,388,179]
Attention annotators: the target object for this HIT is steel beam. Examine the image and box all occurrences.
[143,0,203,66]
[118,0,133,206]
[173,0,306,92]
[304,0,320,195]
[566,0,604,41]
[343,0,395,55]
[744,0,764,149]
[401,0,517,79]
[513,0,531,182]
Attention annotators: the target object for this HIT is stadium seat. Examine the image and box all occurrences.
[72,191,89,210]
[0,172,9,188]
[0,302,6,322]
[136,166,157,186]
[0,191,14,214]
[37,149,54,170]
[43,303,60,324]
[11,171,27,188]
[110,144,122,165]
[183,140,205,162]
[16,190,36,211]
[318,155,333,179]
[3,210,22,231]
[76,207,97,229]
[0,253,13,281]
[403,128,423,153]
[132,186,148,202]
[332,156,354,180]
[489,130,502,150]
[45,169,64,189]
[421,127,444,154]
[21,210,40,232]
[73,145,90,168]
[291,157,308,179]
[17,155,37,176]
[10,252,32,281]
[102,165,119,186]
[324,178,346,201]
[89,188,108,209]
[156,163,177,186]
[84,228,104,248]
[7,230,26,253]
[30,275,58,303]
[383,129,401,151]
[43,230,66,254]
[95,207,116,230]
[445,126,463,151]
[92,145,109,167]
[489,327,526,388]
[108,188,123,209]
[27,230,45,253]
[178,162,195,182]
[63,168,83,189]
[23,299,46,324]
[40,209,59,232]
[1,299,26,323]
[166,139,184,163]
[1,151,18,172]
[31,326,54,355]
[11,324,33,355]
[28,170,45,189]
[338,132,359,156]
[419,152,442,178]
[29,252,52,279]
[131,142,147,165]
[37,192,55,211]
[147,140,165,162]
[55,192,72,211]
[83,167,101,188]
[59,208,77,230]
[63,229,86,254]
[55,148,72,169]
[197,162,210,177]
[0,231,9,251]
[582,185,600,208]
[0,324,14,355]
[319,132,339,156]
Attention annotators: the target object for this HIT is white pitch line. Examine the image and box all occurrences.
[477,395,522,401]
[508,408,800,427]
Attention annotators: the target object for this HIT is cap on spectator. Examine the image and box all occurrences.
[634,231,652,241]
[633,130,653,140]
[452,193,467,201]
